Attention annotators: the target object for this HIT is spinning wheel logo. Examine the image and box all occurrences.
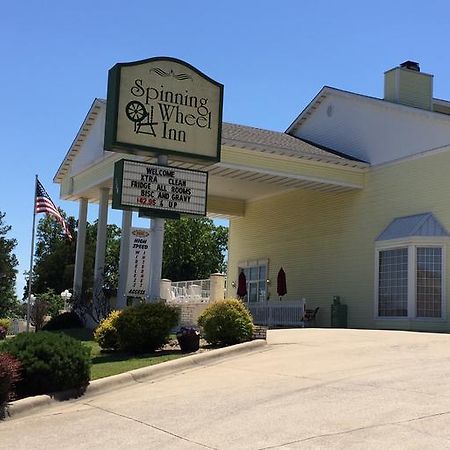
[125,100,158,137]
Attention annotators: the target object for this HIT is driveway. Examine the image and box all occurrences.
[3,328,450,449]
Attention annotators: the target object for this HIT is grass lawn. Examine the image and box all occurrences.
[53,328,184,380]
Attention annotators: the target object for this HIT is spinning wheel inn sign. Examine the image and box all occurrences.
[105,57,223,162]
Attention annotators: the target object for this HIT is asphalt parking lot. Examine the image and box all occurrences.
[3,328,450,449]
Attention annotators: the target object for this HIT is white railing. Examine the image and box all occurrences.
[245,300,305,327]
[7,319,34,335]
[168,279,211,303]
[164,276,305,328]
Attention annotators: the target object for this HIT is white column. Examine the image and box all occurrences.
[116,209,132,309]
[149,217,165,301]
[160,279,172,301]
[148,154,168,302]
[73,197,88,297]
[94,187,109,292]
[210,273,226,302]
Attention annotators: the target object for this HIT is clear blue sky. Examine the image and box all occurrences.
[2,1,450,296]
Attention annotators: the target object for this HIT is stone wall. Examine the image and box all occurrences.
[178,302,210,328]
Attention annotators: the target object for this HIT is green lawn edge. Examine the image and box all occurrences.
[55,328,184,380]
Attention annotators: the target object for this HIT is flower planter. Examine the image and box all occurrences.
[176,328,200,353]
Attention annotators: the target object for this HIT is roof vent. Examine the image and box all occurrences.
[400,60,420,72]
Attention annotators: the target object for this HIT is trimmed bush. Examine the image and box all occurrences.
[94,310,121,350]
[198,299,254,346]
[1,331,91,398]
[0,318,11,332]
[42,311,83,331]
[0,352,21,413]
[116,303,179,354]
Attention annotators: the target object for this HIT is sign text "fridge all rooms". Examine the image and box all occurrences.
[113,159,208,216]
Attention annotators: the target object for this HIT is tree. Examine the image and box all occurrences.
[78,221,121,298]
[31,211,228,305]
[162,217,228,281]
[0,212,20,317]
[31,212,76,296]
[31,212,120,298]
[85,222,121,293]
[38,289,64,318]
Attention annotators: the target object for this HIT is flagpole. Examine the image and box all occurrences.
[26,175,38,333]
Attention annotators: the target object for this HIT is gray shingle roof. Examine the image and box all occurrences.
[222,122,367,166]
[376,213,449,241]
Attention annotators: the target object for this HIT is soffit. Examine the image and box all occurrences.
[56,99,367,203]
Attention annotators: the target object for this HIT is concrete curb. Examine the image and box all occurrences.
[6,339,267,420]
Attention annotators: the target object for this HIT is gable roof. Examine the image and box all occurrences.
[54,99,369,183]
[286,86,450,136]
[54,98,106,183]
[376,213,449,241]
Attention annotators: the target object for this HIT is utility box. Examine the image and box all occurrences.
[331,296,347,328]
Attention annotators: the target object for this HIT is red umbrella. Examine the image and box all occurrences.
[237,271,247,298]
[277,267,287,300]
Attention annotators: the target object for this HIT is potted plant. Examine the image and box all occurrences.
[176,327,200,353]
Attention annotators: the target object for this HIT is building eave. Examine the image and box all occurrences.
[53,98,106,184]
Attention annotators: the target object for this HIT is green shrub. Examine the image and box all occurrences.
[1,331,91,398]
[0,319,11,331]
[37,289,64,318]
[116,303,179,354]
[42,311,83,331]
[198,299,254,346]
[94,310,121,350]
[0,352,21,414]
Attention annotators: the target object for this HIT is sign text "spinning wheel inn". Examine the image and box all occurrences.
[105,57,224,163]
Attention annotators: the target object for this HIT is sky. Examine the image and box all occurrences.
[2,0,450,296]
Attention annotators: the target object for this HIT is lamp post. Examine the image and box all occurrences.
[60,289,72,311]
[26,294,35,332]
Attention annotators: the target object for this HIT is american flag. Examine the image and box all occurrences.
[35,179,73,240]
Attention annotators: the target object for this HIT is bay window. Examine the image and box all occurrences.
[376,243,445,319]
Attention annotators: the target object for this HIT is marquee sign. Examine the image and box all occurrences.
[112,159,208,217]
[126,227,151,297]
[104,57,223,163]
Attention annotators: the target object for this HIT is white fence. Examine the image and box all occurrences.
[169,279,211,302]
[165,276,305,328]
[245,300,305,327]
[165,279,211,327]
[7,319,34,335]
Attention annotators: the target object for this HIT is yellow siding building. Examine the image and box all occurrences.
[227,61,450,331]
[56,60,450,332]
[229,146,450,330]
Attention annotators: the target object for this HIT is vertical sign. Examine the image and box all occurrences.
[126,227,151,297]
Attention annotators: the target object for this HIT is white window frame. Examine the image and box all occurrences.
[238,259,269,303]
[374,237,447,321]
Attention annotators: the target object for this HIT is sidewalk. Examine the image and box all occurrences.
[3,329,450,449]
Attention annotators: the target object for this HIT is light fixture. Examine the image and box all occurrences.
[60,289,72,310]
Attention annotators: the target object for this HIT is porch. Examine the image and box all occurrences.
[163,276,306,328]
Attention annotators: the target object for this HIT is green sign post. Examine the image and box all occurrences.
[105,57,223,301]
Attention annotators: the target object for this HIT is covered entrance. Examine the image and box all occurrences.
[54,99,367,310]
